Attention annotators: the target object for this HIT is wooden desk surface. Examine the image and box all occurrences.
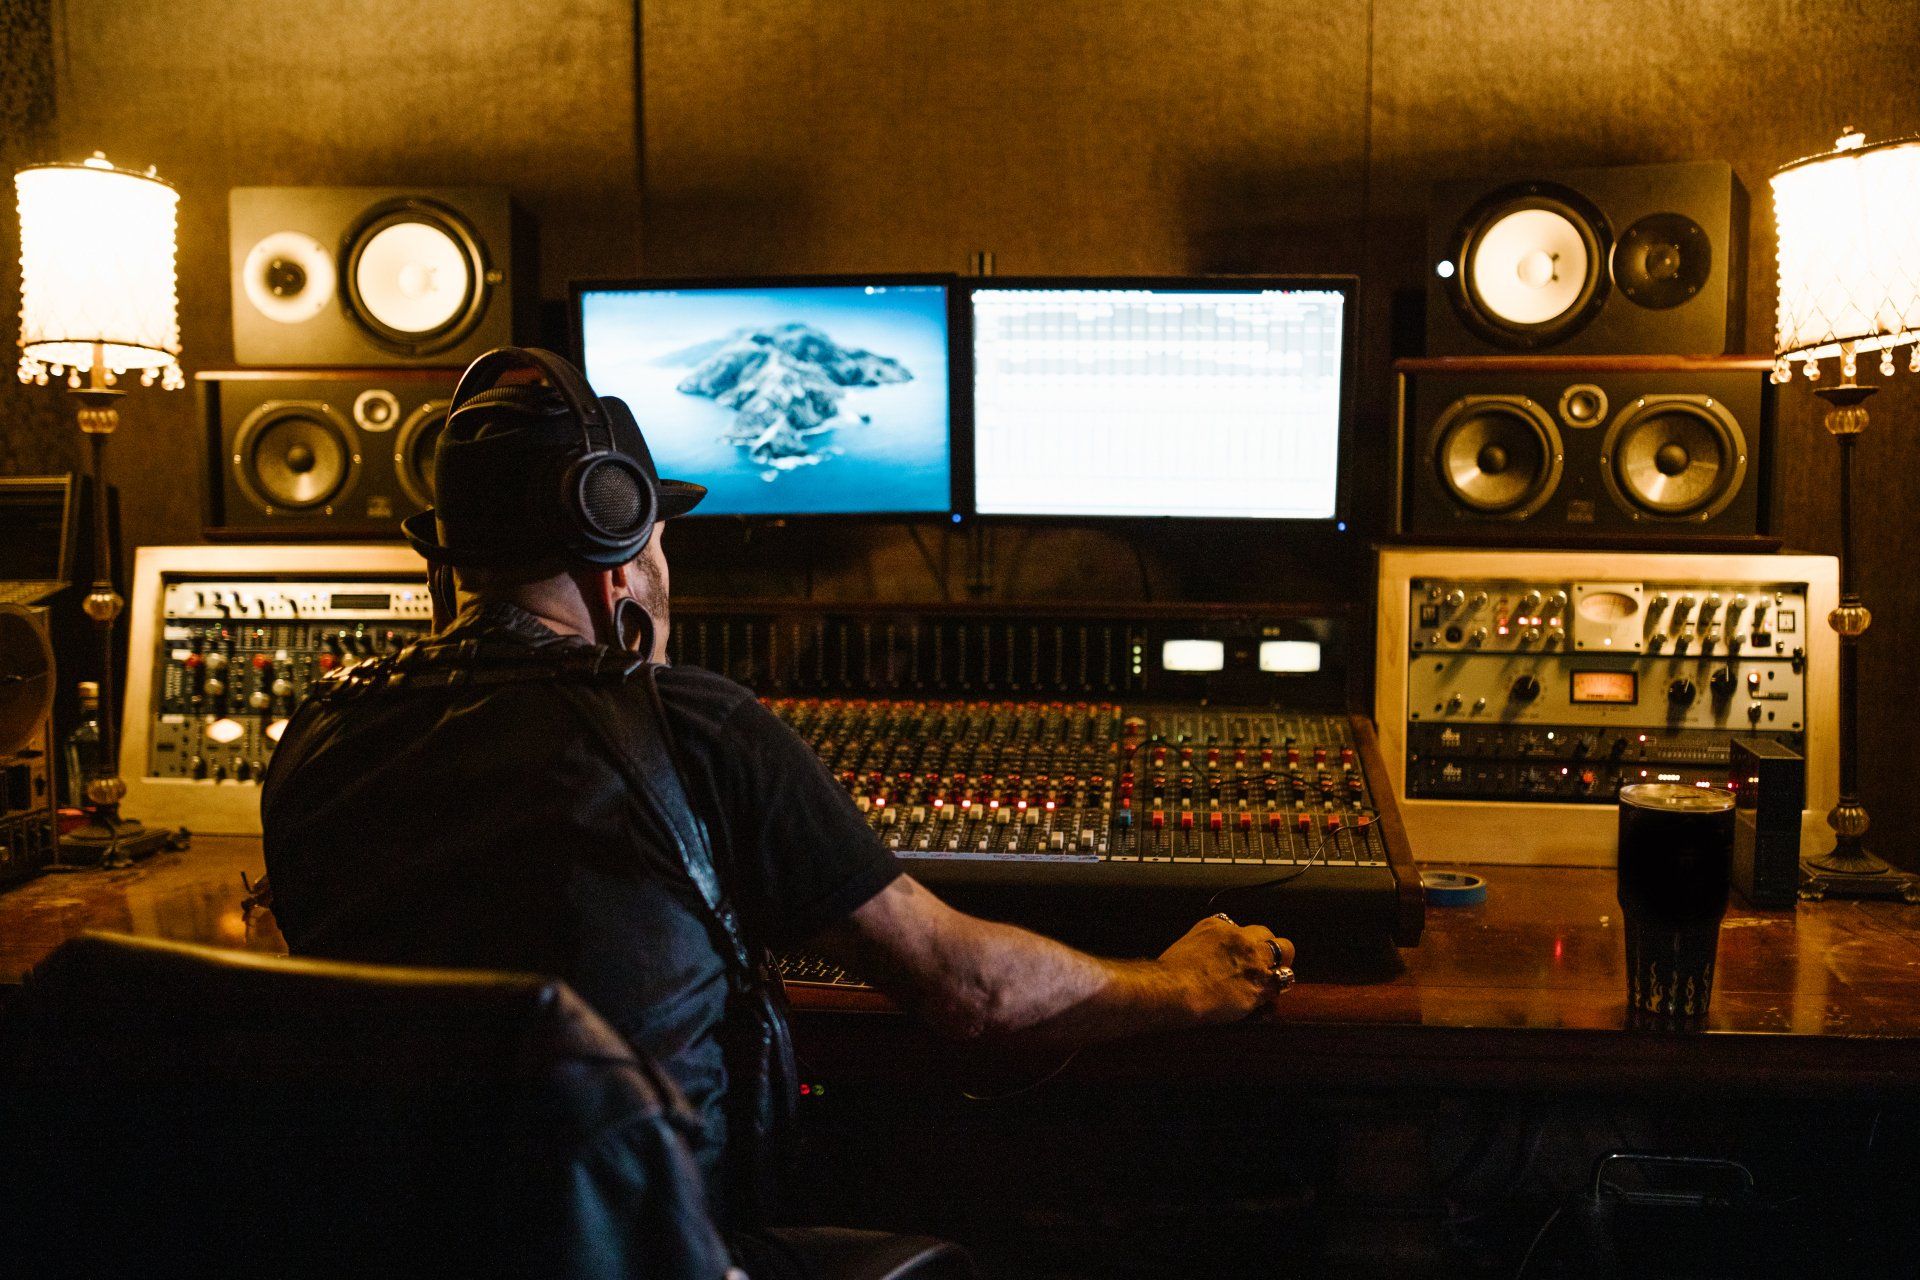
[5,837,1918,1097]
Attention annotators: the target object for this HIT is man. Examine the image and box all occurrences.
[261,349,1294,1253]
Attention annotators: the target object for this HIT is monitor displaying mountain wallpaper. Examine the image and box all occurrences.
[577,281,954,516]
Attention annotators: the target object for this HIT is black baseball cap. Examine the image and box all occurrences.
[400,374,704,568]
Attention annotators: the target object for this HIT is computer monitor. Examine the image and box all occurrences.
[967,278,1353,520]
[573,277,956,517]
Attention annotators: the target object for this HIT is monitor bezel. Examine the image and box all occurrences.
[957,274,1359,526]
[569,273,966,523]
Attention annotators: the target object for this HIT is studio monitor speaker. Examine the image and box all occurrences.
[201,369,457,539]
[1426,161,1746,357]
[1396,356,1774,545]
[229,187,535,367]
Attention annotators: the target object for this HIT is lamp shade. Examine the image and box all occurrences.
[1772,131,1920,382]
[14,152,183,390]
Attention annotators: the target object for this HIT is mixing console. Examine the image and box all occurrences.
[675,602,1422,951]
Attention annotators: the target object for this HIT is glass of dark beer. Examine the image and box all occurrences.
[1617,783,1735,1030]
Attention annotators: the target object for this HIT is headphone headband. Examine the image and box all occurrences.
[450,346,610,448]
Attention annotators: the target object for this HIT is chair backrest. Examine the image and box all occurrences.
[0,931,738,1280]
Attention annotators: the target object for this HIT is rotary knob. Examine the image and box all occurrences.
[1445,589,1466,608]
[1511,675,1542,702]
[1668,678,1697,707]
[1709,667,1736,701]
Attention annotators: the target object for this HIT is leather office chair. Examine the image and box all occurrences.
[0,932,972,1280]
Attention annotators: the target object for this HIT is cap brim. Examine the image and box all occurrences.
[657,479,706,519]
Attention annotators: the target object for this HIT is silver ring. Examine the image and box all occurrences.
[1266,937,1286,966]
[1213,912,1236,924]
[1270,965,1296,992]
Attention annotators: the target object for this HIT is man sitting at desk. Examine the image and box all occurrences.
[260,348,1294,1266]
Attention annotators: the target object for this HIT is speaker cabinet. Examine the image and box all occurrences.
[1427,162,1746,357]
[1396,356,1774,546]
[229,187,535,367]
[201,370,457,539]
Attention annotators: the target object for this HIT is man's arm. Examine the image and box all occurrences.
[807,874,1293,1045]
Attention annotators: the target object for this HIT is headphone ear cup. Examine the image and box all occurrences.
[560,449,658,565]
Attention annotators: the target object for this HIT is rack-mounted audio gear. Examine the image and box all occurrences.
[1375,546,1839,866]
[119,545,434,834]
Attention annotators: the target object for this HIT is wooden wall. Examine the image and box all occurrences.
[12,0,1920,861]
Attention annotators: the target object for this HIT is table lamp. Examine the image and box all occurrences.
[1771,128,1920,902]
[15,152,184,865]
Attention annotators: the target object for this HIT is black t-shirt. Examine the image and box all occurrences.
[260,603,900,1202]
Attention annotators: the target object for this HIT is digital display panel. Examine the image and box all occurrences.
[1161,639,1226,672]
[969,282,1348,519]
[576,281,953,516]
[1571,670,1638,704]
[1258,640,1322,673]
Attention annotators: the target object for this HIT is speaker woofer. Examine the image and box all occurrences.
[0,604,54,760]
[1614,212,1712,311]
[1601,395,1747,521]
[1445,183,1611,349]
[233,402,358,512]
[1429,395,1564,519]
[394,399,450,510]
[343,199,489,355]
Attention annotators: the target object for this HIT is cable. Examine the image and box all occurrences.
[903,523,951,601]
[1203,820,1358,912]
[1513,1204,1564,1280]
[961,1046,1086,1103]
[1129,537,1154,601]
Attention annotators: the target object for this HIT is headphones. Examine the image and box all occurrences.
[441,347,659,568]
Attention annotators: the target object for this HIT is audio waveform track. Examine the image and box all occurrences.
[970,286,1347,519]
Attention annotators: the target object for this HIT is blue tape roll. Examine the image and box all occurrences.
[1421,870,1488,906]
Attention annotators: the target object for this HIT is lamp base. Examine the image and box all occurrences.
[1798,847,1920,903]
[54,811,179,869]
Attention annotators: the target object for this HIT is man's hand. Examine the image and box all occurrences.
[1155,914,1296,1024]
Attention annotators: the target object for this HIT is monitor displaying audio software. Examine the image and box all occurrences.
[968,278,1352,519]
[574,277,955,517]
